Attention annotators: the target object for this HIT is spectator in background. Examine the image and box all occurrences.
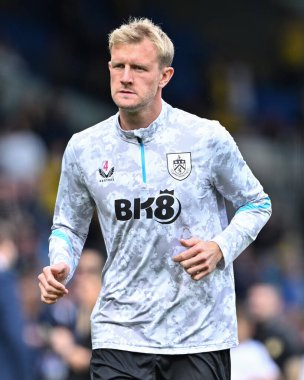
[246,283,303,380]
[0,221,32,380]
[18,268,49,380]
[44,248,104,380]
[300,357,304,380]
[231,303,281,380]
[0,118,47,190]
[0,112,48,248]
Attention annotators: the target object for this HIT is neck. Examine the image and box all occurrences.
[119,99,162,131]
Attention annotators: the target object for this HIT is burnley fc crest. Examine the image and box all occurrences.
[167,152,192,181]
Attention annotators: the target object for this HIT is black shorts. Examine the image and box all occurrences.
[90,348,231,380]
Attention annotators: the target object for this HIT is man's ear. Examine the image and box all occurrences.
[159,67,174,88]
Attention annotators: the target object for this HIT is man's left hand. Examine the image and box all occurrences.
[173,238,223,281]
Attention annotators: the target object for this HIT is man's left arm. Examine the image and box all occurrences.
[173,123,271,278]
[209,124,272,269]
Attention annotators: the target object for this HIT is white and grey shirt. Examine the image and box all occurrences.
[49,101,271,354]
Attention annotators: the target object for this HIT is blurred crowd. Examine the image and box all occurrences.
[0,1,304,379]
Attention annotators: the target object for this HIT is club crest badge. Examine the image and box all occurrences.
[167,152,192,181]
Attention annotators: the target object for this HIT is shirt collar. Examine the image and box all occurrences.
[115,100,169,143]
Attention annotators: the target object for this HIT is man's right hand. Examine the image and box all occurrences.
[38,262,70,304]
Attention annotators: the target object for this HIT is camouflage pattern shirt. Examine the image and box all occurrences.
[49,101,271,354]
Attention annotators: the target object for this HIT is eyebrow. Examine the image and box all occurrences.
[111,61,150,69]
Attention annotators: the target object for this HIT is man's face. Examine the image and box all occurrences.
[109,38,166,112]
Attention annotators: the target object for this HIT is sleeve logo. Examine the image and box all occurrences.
[167,152,192,181]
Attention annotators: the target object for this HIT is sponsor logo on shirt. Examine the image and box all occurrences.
[97,160,114,182]
[115,189,181,224]
[167,152,192,181]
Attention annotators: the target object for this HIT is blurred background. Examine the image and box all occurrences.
[0,0,303,379]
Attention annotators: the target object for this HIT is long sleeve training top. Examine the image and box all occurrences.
[49,101,271,354]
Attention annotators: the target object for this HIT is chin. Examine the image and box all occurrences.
[114,101,142,112]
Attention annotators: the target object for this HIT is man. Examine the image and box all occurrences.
[246,283,303,378]
[38,18,272,380]
[0,221,31,380]
[46,248,104,380]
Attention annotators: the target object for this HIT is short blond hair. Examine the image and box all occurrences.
[108,17,174,67]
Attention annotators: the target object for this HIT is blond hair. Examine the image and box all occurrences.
[108,17,174,67]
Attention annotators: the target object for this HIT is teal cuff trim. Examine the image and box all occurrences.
[236,197,271,214]
[51,230,73,252]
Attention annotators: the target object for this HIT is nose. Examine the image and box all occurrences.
[121,67,133,85]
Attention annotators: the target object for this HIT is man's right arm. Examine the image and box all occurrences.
[39,137,95,301]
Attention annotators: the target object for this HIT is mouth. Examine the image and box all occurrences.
[118,89,135,95]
